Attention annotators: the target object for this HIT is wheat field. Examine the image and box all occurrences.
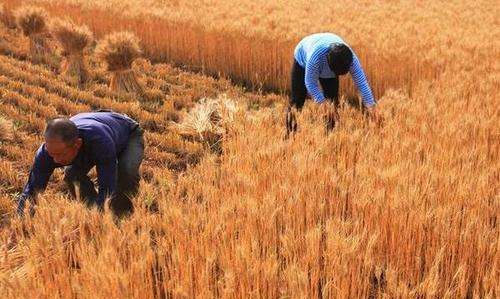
[0,0,499,298]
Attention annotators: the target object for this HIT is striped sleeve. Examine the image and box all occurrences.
[350,53,376,107]
[304,48,328,103]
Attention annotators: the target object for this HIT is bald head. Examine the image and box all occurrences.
[44,118,78,144]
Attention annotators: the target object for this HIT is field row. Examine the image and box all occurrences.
[2,0,464,97]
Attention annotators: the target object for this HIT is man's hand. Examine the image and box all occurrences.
[366,106,383,126]
[15,194,29,217]
[15,192,39,218]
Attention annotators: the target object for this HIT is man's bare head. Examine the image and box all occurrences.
[44,118,82,165]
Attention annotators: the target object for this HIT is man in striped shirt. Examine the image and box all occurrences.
[287,32,377,134]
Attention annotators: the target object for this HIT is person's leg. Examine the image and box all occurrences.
[319,77,340,132]
[290,60,307,110]
[285,104,298,139]
[319,77,340,106]
[286,60,306,137]
[64,165,97,205]
[112,127,145,217]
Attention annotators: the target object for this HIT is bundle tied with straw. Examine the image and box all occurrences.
[51,18,93,85]
[95,31,144,95]
[14,6,50,61]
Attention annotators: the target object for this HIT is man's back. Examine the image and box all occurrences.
[294,33,346,69]
[71,112,138,157]
[17,111,142,216]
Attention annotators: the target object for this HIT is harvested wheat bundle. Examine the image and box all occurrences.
[95,31,144,95]
[0,3,16,29]
[176,95,237,151]
[51,18,93,85]
[0,116,13,142]
[14,6,50,61]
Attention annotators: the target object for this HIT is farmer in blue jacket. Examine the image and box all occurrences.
[286,32,378,134]
[17,111,144,217]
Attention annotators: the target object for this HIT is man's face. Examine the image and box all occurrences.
[45,137,82,165]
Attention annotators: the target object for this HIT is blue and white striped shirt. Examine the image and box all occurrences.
[294,33,376,107]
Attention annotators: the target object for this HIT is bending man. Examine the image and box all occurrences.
[287,32,377,133]
[17,111,144,217]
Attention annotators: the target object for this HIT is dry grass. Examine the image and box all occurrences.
[0,1,498,298]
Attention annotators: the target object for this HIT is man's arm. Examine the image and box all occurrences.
[349,53,376,107]
[304,48,330,103]
[17,144,56,216]
[90,137,118,208]
[95,159,118,208]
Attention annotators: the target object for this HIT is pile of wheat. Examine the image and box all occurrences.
[176,95,238,152]
[95,31,144,95]
[13,6,51,62]
[51,18,93,85]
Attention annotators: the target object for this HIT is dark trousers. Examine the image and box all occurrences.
[290,59,339,109]
[64,127,145,217]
